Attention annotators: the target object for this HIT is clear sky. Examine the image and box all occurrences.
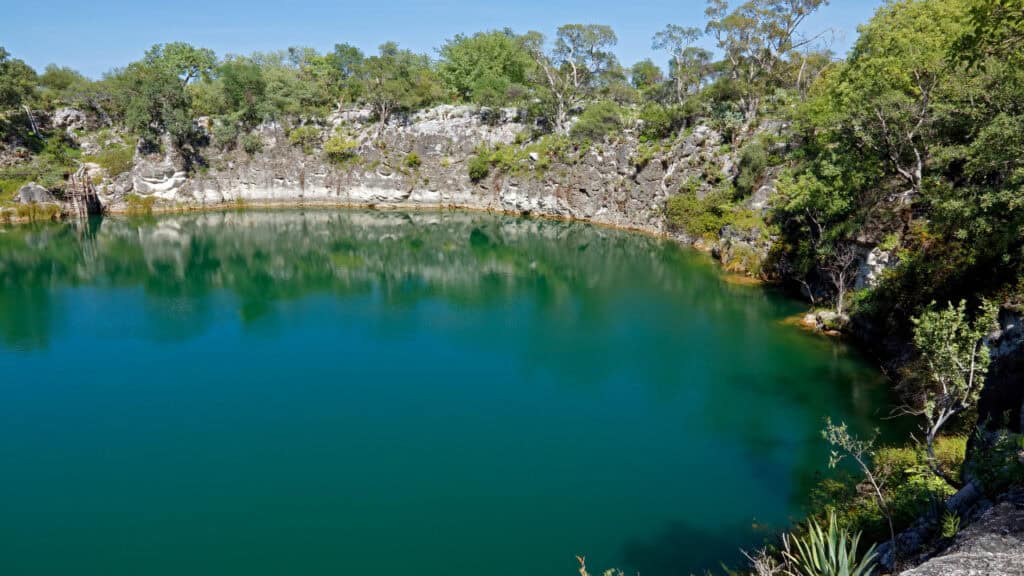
[1,0,886,79]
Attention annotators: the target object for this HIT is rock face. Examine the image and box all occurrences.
[109,105,733,239]
[979,309,1024,432]
[855,246,896,289]
[900,490,1024,576]
[52,108,88,132]
[14,182,56,204]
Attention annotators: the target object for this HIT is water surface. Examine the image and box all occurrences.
[0,210,891,575]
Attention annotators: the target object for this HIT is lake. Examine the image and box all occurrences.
[0,210,893,575]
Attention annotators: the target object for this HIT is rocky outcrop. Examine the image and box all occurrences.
[979,309,1024,433]
[14,182,56,204]
[104,106,733,240]
[52,108,88,132]
[899,489,1024,576]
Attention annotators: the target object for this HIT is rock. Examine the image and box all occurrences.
[899,490,1024,576]
[855,247,896,289]
[52,107,88,131]
[14,182,56,204]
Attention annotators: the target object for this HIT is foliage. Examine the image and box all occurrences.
[403,152,421,169]
[910,300,999,479]
[0,46,38,113]
[125,194,157,215]
[241,133,263,155]
[570,101,622,141]
[940,511,960,539]
[735,138,768,197]
[705,0,830,121]
[784,511,877,576]
[288,125,321,154]
[665,185,739,240]
[84,144,134,176]
[324,134,358,163]
[438,30,533,106]
[14,202,62,222]
[362,42,444,135]
[468,154,490,182]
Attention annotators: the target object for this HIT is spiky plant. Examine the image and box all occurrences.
[784,512,878,576]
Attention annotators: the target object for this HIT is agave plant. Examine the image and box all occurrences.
[784,511,878,576]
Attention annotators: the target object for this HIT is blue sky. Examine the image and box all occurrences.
[2,0,885,79]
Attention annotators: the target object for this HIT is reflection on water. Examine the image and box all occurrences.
[0,210,893,576]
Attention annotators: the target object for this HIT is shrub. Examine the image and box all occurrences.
[570,101,622,142]
[785,511,877,576]
[735,139,768,197]
[84,144,135,177]
[241,133,264,155]
[665,188,730,239]
[404,152,422,169]
[638,103,677,141]
[468,154,490,182]
[211,122,240,150]
[288,125,321,154]
[125,194,157,215]
[324,134,359,163]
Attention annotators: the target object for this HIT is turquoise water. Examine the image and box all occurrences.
[0,210,892,576]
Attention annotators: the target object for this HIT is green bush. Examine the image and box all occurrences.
[468,154,490,182]
[735,139,768,197]
[665,188,729,239]
[570,101,622,142]
[404,152,422,169]
[638,103,685,141]
[288,125,321,154]
[211,122,240,150]
[324,134,358,163]
[241,133,264,155]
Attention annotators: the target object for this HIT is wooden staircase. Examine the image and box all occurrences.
[65,168,103,219]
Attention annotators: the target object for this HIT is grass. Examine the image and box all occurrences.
[84,144,134,177]
[125,195,157,215]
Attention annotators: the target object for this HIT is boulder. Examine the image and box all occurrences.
[52,108,88,131]
[899,490,1024,576]
[14,182,56,204]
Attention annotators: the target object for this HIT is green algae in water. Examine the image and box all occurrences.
[0,210,896,576]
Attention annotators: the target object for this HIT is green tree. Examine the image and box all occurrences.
[218,58,267,127]
[438,30,533,106]
[361,42,443,137]
[629,59,664,91]
[652,25,708,103]
[524,24,619,132]
[0,47,38,118]
[909,299,1000,483]
[704,0,829,122]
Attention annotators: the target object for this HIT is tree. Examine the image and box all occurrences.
[361,42,443,137]
[954,0,1024,65]
[218,58,267,127]
[438,29,533,106]
[652,25,708,103]
[144,42,216,88]
[828,0,966,206]
[909,299,1000,483]
[327,43,365,104]
[629,59,664,91]
[0,46,38,133]
[524,24,619,132]
[704,0,830,122]
[822,418,896,556]
[819,242,858,316]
